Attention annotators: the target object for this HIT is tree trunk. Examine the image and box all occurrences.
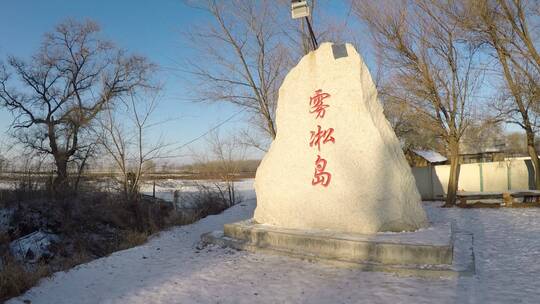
[444,140,461,207]
[53,153,69,193]
[526,131,540,189]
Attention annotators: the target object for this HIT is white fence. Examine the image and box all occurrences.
[411,157,535,200]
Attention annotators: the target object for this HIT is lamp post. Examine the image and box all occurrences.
[291,0,318,51]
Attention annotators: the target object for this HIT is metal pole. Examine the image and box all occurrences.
[304,16,318,50]
[479,163,484,192]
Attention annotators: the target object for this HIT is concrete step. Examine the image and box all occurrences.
[201,220,475,278]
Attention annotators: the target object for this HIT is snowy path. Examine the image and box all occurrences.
[7,186,540,303]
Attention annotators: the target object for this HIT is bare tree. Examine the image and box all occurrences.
[206,131,246,207]
[0,19,153,192]
[0,154,6,173]
[188,130,246,208]
[72,141,98,192]
[0,138,8,173]
[184,0,289,142]
[505,131,528,156]
[353,0,483,206]
[460,119,505,153]
[383,94,445,151]
[453,0,540,188]
[14,151,50,195]
[183,0,350,152]
[97,89,169,201]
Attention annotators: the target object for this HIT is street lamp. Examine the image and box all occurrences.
[291,0,310,19]
[291,0,318,50]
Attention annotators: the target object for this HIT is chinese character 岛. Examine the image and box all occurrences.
[312,155,331,187]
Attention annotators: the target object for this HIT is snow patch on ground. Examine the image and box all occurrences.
[0,181,15,190]
[6,183,540,304]
[140,179,256,206]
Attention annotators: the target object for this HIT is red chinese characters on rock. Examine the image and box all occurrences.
[312,155,331,187]
[308,89,334,187]
[309,125,335,151]
[309,89,331,119]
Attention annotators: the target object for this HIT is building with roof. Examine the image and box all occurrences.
[405,149,448,167]
[459,146,506,164]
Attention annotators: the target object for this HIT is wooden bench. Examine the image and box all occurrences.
[457,190,540,207]
[457,192,502,204]
[502,191,540,206]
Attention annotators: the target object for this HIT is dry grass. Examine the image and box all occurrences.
[0,257,51,303]
[117,230,149,251]
[0,180,234,302]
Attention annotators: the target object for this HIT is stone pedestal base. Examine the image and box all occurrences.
[201,220,475,278]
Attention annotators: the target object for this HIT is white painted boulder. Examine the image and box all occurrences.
[253,43,428,234]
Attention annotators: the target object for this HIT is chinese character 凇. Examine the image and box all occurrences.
[312,155,331,187]
[309,89,331,119]
[309,125,335,151]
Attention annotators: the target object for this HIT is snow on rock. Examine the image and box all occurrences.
[6,183,540,304]
[255,43,427,233]
[9,231,60,263]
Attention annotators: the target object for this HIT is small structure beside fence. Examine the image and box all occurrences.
[412,157,535,200]
[405,149,448,167]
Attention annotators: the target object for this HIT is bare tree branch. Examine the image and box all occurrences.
[0,19,154,192]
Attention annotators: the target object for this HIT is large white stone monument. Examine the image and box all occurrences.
[202,43,474,276]
[254,42,428,234]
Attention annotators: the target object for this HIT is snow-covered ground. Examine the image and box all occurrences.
[140,179,256,206]
[7,180,540,304]
[0,180,15,190]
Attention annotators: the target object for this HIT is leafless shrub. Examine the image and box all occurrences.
[188,131,246,210]
[96,89,172,201]
[194,183,231,214]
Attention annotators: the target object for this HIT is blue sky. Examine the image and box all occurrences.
[0,0,232,161]
[5,1,507,162]
[0,0,361,163]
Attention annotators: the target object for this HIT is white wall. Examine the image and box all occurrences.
[412,158,535,200]
[411,167,433,199]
